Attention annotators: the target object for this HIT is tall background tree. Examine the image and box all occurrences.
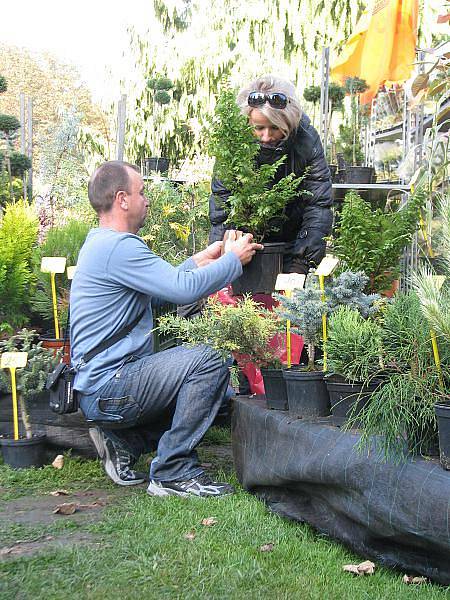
[124,0,442,171]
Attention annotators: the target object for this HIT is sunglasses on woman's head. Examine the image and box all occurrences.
[247,92,289,109]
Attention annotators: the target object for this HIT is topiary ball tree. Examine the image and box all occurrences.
[0,114,20,138]
[154,90,171,105]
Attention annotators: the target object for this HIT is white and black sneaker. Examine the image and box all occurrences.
[147,473,235,498]
[89,427,146,486]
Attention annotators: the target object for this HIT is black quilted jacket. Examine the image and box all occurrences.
[208,113,333,274]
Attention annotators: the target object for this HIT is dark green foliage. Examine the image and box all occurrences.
[332,191,425,292]
[303,85,321,104]
[0,75,7,94]
[344,76,369,95]
[0,201,39,331]
[158,296,281,368]
[328,82,345,109]
[31,220,90,329]
[154,90,171,105]
[0,114,20,136]
[208,87,306,240]
[0,151,32,177]
[326,306,382,382]
[351,293,450,460]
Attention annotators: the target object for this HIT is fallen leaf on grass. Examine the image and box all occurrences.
[49,490,69,496]
[52,455,64,470]
[201,517,218,527]
[343,560,375,576]
[53,502,78,515]
[403,575,428,585]
[184,531,196,541]
[78,499,107,509]
[259,543,274,552]
[200,462,213,468]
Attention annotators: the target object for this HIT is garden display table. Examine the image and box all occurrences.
[232,395,450,585]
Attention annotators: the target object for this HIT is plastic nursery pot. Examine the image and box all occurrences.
[282,368,330,418]
[144,157,169,174]
[435,403,450,470]
[325,375,380,428]
[0,433,47,469]
[231,242,285,296]
[40,337,70,364]
[344,166,376,184]
[261,368,288,411]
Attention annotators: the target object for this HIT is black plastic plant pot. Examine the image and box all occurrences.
[231,242,285,295]
[144,157,169,174]
[344,166,375,184]
[0,433,47,469]
[325,375,379,428]
[282,368,330,418]
[261,368,288,410]
[435,403,450,470]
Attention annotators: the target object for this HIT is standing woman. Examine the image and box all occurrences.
[209,75,333,275]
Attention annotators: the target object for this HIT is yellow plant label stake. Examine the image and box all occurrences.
[1,352,28,440]
[41,257,67,340]
[314,255,339,373]
[275,274,306,368]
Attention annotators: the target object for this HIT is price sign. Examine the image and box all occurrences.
[1,352,28,369]
[314,255,339,277]
[67,266,77,280]
[275,273,306,291]
[41,257,67,273]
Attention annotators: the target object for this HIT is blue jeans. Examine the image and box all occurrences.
[80,344,230,482]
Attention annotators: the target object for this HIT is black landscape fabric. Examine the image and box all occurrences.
[232,396,450,585]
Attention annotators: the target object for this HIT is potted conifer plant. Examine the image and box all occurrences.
[332,190,425,294]
[325,306,383,427]
[275,280,331,417]
[0,329,59,468]
[158,294,281,374]
[208,87,306,295]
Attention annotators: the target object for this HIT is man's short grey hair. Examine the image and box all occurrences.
[88,161,140,214]
[237,75,302,139]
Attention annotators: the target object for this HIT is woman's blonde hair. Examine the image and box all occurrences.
[237,75,302,139]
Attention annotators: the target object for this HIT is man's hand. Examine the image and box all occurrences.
[224,230,263,265]
[192,241,224,267]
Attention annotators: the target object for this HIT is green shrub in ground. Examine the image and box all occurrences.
[0,200,39,333]
[30,219,91,331]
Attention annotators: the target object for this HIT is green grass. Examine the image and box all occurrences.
[0,431,447,599]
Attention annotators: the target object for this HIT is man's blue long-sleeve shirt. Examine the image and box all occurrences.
[70,228,242,394]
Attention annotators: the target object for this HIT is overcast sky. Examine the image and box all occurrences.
[0,0,150,103]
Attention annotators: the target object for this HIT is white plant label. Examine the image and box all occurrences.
[275,273,306,291]
[66,266,77,280]
[315,255,339,277]
[41,257,67,274]
[1,352,28,369]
